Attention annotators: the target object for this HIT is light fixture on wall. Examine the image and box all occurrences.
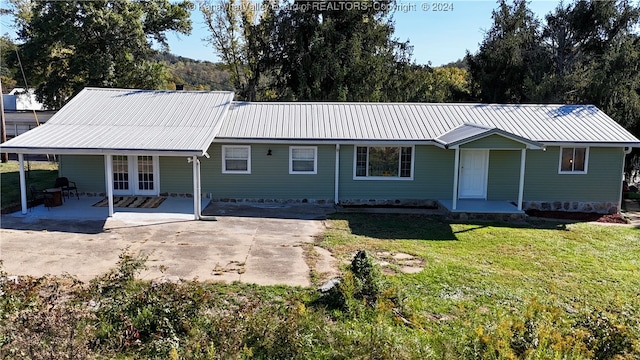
[267,149,272,156]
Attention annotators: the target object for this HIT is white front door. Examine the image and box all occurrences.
[458,150,489,199]
[112,155,159,196]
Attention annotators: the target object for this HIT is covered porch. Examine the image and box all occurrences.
[5,195,210,224]
[435,123,545,212]
[0,88,235,220]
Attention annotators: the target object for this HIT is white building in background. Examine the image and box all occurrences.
[3,88,55,137]
[3,88,45,111]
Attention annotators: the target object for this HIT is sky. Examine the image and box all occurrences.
[1,1,562,66]
[167,0,562,66]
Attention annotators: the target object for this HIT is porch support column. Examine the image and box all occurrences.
[517,149,527,211]
[18,153,27,214]
[334,144,340,205]
[192,155,199,220]
[452,148,460,210]
[105,155,114,217]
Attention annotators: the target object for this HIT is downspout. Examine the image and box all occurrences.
[334,144,340,205]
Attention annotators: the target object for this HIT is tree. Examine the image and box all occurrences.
[201,0,264,100]
[202,0,416,102]
[466,0,549,103]
[9,0,192,108]
[467,0,640,138]
[0,36,18,92]
[266,0,414,101]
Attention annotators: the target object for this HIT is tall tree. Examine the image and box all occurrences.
[202,0,415,102]
[466,0,549,103]
[266,0,413,101]
[201,0,262,100]
[0,36,18,92]
[9,0,192,108]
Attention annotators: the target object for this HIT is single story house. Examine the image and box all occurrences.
[2,87,639,218]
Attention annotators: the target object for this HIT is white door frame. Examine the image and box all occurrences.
[458,149,489,199]
[111,155,159,196]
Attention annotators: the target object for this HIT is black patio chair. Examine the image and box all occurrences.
[54,177,79,200]
[29,185,53,211]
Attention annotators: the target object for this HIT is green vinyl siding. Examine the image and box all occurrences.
[487,150,520,201]
[460,134,526,149]
[159,157,193,194]
[59,155,105,193]
[524,147,623,202]
[201,144,335,199]
[339,145,454,200]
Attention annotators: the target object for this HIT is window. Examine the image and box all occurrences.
[222,145,251,173]
[137,156,154,190]
[290,146,317,174]
[113,155,129,190]
[354,146,413,179]
[559,147,588,173]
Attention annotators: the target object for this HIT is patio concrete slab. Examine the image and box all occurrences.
[0,198,335,287]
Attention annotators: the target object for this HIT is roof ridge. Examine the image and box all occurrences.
[230,101,593,107]
[85,87,235,94]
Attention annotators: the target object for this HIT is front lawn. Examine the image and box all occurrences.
[0,160,58,211]
[1,214,638,359]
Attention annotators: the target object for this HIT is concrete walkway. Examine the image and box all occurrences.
[0,199,336,286]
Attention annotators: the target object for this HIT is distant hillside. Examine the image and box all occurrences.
[153,52,233,91]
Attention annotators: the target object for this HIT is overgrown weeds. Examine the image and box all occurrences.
[1,216,639,359]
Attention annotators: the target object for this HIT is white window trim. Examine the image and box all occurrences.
[289,146,318,174]
[222,145,251,174]
[352,145,415,181]
[558,146,589,174]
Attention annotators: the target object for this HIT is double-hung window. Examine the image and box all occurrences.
[290,146,317,174]
[222,145,251,174]
[559,147,588,174]
[354,146,414,179]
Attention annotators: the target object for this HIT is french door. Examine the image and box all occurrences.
[112,155,159,196]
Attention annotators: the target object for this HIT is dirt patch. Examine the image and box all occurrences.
[375,251,425,274]
[526,210,628,224]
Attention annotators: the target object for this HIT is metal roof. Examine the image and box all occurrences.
[0,88,235,155]
[436,123,544,149]
[217,102,640,145]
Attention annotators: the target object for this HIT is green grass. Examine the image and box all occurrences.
[323,214,640,302]
[0,160,59,210]
[2,214,639,359]
[321,214,640,358]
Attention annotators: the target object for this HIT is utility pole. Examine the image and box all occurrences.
[0,78,8,163]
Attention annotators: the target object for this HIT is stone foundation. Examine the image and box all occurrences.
[447,212,527,222]
[209,197,334,205]
[523,201,619,215]
[338,199,439,208]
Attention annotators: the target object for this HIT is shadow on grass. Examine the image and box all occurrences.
[329,213,457,240]
[329,213,570,241]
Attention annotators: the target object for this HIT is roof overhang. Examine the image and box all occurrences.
[436,123,545,150]
[539,141,640,148]
[0,146,206,157]
[211,138,442,145]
